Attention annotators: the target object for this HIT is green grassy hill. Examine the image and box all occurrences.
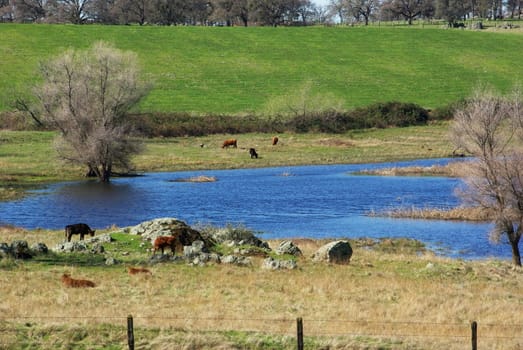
[0,24,522,114]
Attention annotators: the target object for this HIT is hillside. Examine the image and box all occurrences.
[0,24,522,114]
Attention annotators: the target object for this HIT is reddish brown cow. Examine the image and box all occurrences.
[153,235,179,256]
[61,273,96,288]
[127,267,152,276]
[222,139,237,148]
[272,136,279,146]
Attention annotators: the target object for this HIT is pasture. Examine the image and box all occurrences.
[0,226,522,349]
[0,123,452,200]
[0,25,522,114]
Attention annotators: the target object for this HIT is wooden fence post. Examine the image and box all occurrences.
[297,317,303,350]
[127,315,135,350]
[471,321,477,350]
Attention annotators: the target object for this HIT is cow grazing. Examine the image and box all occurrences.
[61,273,96,288]
[153,235,179,256]
[65,223,95,242]
[127,267,152,276]
[249,148,258,159]
[222,139,237,148]
[272,136,279,146]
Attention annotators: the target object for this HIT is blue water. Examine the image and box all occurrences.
[0,158,508,260]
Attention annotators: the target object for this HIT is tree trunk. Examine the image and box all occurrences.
[509,237,522,266]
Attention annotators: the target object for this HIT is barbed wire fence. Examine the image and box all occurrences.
[1,315,522,349]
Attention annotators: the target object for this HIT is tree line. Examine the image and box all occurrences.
[0,0,520,26]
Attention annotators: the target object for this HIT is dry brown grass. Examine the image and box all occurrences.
[371,206,494,221]
[357,161,469,177]
[1,227,522,349]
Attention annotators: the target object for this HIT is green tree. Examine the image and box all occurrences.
[435,0,467,25]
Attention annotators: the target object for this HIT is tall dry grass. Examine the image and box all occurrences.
[1,228,522,349]
[357,161,469,177]
[371,206,494,221]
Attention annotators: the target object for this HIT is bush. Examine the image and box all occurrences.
[9,101,432,136]
[283,102,429,133]
[430,99,468,121]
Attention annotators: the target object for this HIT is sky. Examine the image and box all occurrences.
[314,0,329,7]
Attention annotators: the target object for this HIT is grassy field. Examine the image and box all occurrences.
[1,24,522,114]
[0,122,453,200]
[1,226,522,349]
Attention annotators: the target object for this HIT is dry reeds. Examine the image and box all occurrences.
[169,175,217,183]
[357,161,469,177]
[370,206,493,221]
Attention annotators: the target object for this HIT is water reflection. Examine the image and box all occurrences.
[0,158,505,260]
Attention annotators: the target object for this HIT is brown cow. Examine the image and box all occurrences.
[65,223,95,242]
[61,273,96,288]
[222,139,237,148]
[272,136,279,146]
[153,235,179,256]
[127,266,152,276]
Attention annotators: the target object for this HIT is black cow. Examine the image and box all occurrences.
[249,148,258,159]
[65,223,96,242]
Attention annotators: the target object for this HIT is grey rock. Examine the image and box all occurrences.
[262,257,297,270]
[52,241,88,253]
[312,240,352,264]
[90,243,105,254]
[10,240,33,259]
[0,242,12,258]
[31,242,49,255]
[105,256,118,265]
[275,240,302,256]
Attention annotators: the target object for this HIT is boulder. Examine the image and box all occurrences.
[312,240,352,264]
[31,242,49,255]
[209,225,269,249]
[183,240,206,258]
[126,218,215,251]
[0,242,11,258]
[90,242,105,254]
[262,257,297,270]
[105,256,118,266]
[52,241,88,253]
[221,255,251,266]
[275,240,302,256]
[86,234,113,244]
[10,240,33,259]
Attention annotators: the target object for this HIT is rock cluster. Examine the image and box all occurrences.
[0,240,49,260]
[52,234,113,253]
[126,218,215,251]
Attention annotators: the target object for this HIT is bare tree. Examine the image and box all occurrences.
[451,87,523,266]
[35,42,148,182]
[327,0,348,24]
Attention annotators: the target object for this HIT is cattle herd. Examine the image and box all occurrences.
[221,135,280,159]
[61,226,183,288]
[60,135,281,287]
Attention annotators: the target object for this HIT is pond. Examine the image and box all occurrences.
[0,158,507,260]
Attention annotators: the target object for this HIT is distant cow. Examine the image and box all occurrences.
[249,148,258,159]
[272,136,279,146]
[222,139,237,148]
[65,223,95,242]
[61,273,96,288]
[153,235,179,256]
[127,266,152,276]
